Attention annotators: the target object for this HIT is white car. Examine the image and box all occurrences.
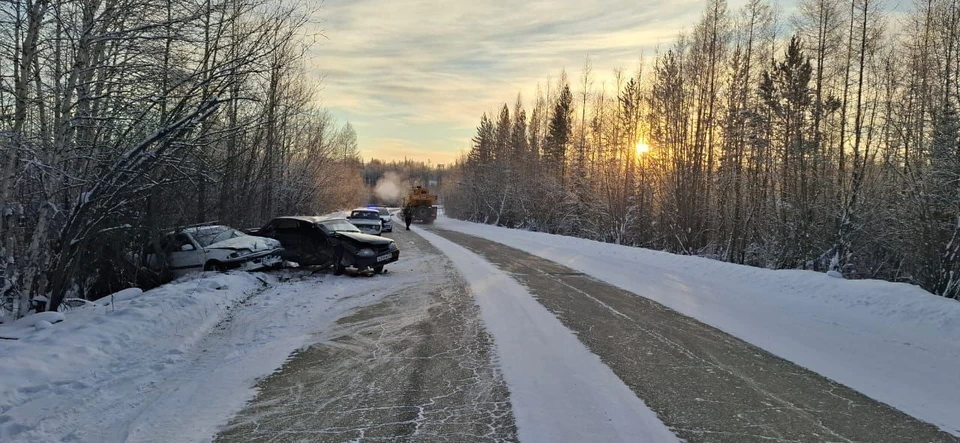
[374,207,393,232]
[145,225,283,276]
[346,208,383,236]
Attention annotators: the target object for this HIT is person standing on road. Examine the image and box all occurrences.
[403,207,413,230]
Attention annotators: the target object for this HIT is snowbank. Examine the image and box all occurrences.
[98,287,144,305]
[433,216,960,436]
[11,311,65,328]
[0,272,268,440]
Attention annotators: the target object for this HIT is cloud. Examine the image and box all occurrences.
[308,0,727,163]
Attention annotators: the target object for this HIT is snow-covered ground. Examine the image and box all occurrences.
[416,227,679,442]
[0,268,423,443]
[5,213,958,441]
[431,215,960,436]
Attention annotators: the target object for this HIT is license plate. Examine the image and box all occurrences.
[376,253,392,262]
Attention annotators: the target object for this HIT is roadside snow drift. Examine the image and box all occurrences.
[432,216,960,436]
[0,273,268,441]
[417,227,680,443]
[0,260,430,443]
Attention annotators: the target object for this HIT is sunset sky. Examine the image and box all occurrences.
[312,0,761,164]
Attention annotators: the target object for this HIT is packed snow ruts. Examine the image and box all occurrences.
[415,226,680,443]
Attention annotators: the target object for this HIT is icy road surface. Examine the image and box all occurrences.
[424,227,958,443]
[415,227,679,443]
[215,228,518,442]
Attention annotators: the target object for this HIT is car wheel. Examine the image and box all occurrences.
[204,261,226,272]
[373,265,384,274]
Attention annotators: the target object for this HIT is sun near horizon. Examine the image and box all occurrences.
[636,141,650,156]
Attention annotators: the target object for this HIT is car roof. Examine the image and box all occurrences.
[273,215,343,224]
[183,225,228,233]
[350,207,379,213]
[164,224,228,235]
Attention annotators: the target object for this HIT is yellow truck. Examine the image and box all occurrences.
[404,186,438,223]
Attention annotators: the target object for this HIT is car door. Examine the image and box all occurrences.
[292,220,335,265]
[271,219,303,262]
[167,233,204,273]
[310,224,335,265]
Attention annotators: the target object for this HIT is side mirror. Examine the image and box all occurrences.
[180,243,196,251]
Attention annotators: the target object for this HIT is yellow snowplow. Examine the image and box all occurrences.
[404,186,438,223]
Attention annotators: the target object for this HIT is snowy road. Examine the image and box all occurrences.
[215,228,518,442]
[426,227,958,443]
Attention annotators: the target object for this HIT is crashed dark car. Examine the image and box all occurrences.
[250,215,400,274]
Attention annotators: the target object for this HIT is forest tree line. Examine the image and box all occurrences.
[443,0,960,299]
[0,0,362,319]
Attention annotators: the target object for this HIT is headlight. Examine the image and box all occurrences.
[389,242,398,251]
[228,249,252,258]
[357,248,375,257]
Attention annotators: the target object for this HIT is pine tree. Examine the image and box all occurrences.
[760,35,815,267]
[466,114,497,221]
[545,84,573,182]
[494,104,511,162]
[470,114,495,167]
[512,97,529,162]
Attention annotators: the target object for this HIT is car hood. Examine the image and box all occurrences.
[207,236,281,251]
[337,231,393,246]
[349,219,381,226]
